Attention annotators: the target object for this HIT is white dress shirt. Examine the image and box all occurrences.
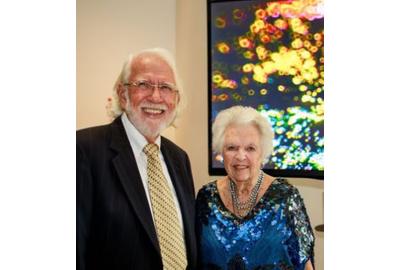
[121,113,184,229]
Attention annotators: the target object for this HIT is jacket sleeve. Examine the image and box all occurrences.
[76,138,93,270]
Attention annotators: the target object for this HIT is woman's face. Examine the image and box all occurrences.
[222,124,263,183]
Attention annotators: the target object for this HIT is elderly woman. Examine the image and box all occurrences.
[196,106,315,270]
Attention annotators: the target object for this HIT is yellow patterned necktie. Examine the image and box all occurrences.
[143,143,187,270]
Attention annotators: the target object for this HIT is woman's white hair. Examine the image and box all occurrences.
[212,106,275,165]
[108,48,185,124]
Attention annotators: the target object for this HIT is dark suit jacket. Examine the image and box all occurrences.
[77,116,197,270]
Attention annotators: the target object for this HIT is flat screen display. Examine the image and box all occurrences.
[208,0,324,179]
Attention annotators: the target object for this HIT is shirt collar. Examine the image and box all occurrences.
[121,112,161,152]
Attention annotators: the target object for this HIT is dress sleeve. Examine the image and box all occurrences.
[195,186,210,227]
[285,185,315,269]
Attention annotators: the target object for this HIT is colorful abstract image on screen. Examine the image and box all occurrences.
[210,0,324,172]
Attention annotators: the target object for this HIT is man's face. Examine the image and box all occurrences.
[119,54,179,142]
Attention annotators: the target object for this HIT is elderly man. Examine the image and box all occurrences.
[77,48,197,270]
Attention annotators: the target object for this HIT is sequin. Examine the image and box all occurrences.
[196,178,315,270]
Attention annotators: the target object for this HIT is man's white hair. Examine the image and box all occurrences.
[212,106,275,165]
[108,48,185,124]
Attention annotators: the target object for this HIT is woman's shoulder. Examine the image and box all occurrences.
[271,177,299,193]
[196,180,218,200]
[267,177,301,203]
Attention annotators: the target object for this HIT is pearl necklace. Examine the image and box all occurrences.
[229,170,264,219]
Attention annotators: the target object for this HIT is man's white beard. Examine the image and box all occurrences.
[125,100,176,140]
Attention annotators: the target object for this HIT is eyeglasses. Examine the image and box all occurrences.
[123,80,178,97]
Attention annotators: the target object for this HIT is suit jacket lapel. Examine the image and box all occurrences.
[109,117,160,253]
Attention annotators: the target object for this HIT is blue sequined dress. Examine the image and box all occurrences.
[196,178,315,270]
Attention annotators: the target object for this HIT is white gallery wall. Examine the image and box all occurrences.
[77,0,177,140]
[77,0,324,269]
